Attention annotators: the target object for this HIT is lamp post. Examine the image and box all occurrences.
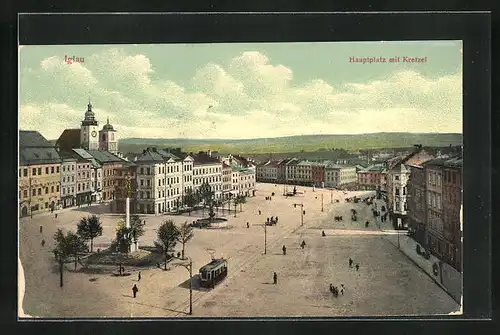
[263,223,267,254]
[321,193,324,212]
[397,228,400,250]
[174,257,193,315]
[293,203,304,226]
[330,189,333,204]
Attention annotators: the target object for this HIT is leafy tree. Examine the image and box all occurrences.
[236,195,247,212]
[176,221,194,259]
[76,215,103,253]
[184,188,196,215]
[128,215,146,251]
[53,229,87,287]
[200,182,214,217]
[156,219,180,270]
[115,220,132,253]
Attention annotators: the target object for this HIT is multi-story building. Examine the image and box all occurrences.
[72,148,103,203]
[19,131,62,217]
[295,161,312,185]
[407,163,427,246]
[311,162,326,188]
[193,152,223,199]
[386,146,434,229]
[357,164,385,190]
[134,148,165,214]
[441,156,462,271]
[423,158,445,257]
[221,162,233,199]
[277,158,293,183]
[256,160,279,182]
[285,158,300,184]
[87,150,126,203]
[324,164,357,188]
[59,153,77,208]
[75,157,93,206]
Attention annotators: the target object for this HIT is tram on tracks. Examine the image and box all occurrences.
[199,258,228,289]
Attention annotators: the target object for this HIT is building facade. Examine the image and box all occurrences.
[80,101,100,151]
[407,164,427,246]
[19,131,62,217]
[325,164,357,188]
[256,161,279,182]
[311,162,326,187]
[59,155,77,208]
[386,147,434,229]
[193,152,223,199]
[424,159,445,258]
[442,157,462,271]
[76,159,93,205]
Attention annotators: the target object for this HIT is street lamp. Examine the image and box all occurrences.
[174,256,193,315]
[293,203,304,226]
[330,189,333,204]
[321,193,324,212]
[262,223,267,254]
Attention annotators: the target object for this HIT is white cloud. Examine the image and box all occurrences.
[20,48,462,140]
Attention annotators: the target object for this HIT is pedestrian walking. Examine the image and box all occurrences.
[39,225,43,233]
[282,245,287,255]
[55,213,58,219]
[41,239,45,247]
[355,264,359,271]
[349,258,353,268]
[322,230,326,237]
[258,210,261,215]
[246,222,250,228]
[300,240,306,249]
[341,288,344,295]
[138,271,141,281]
[273,272,278,284]
[132,284,138,298]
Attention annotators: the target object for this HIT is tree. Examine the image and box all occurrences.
[184,188,196,215]
[177,221,194,259]
[115,221,130,253]
[156,220,180,270]
[53,229,87,287]
[236,195,246,212]
[76,215,103,253]
[200,182,214,218]
[128,215,146,251]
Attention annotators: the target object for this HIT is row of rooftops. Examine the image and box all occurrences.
[258,158,358,170]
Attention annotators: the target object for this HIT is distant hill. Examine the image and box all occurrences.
[119,133,463,155]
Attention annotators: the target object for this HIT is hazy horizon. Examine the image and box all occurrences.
[20,41,462,140]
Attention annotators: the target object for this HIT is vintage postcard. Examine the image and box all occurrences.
[18,41,463,318]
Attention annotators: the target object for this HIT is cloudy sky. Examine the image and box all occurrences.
[19,41,462,140]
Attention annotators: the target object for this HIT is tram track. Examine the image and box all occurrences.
[164,218,310,317]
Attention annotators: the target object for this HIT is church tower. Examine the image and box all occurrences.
[99,117,118,154]
[80,100,99,150]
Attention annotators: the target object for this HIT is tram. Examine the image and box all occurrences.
[199,258,228,289]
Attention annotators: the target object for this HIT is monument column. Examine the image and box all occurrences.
[125,173,139,252]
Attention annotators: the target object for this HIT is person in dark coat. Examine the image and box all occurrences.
[132,284,138,298]
[349,258,353,268]
[300,240,306,249]
[282,245,287,255]
[322,230,326,237]
[246,222,250,228]
[138,271,141,281]
[41,239,45,247]
[355,264,359,271]
[273,272,278,284]
[258,210,261,215]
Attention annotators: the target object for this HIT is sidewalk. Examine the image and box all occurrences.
[383,232,462,305]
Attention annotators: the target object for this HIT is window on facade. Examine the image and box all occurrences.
[51,166,54,173]
[147,192,150,199]
[147,168,151,175]
[78,184,81,192]
[45,187,49,194]
[147,180,150,187]
[50,186,54,193]
[72,187,74,193]
[395,188,400,196]
[23,190,28,198]
[32,168,37,176]
[32,189,36,196]
[45,167,49,174]
[38,188,41,195]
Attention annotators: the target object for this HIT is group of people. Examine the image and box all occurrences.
[329,283,344,297]
[349,258,360,271]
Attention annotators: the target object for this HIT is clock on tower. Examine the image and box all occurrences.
[91,131,97,137]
